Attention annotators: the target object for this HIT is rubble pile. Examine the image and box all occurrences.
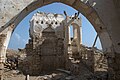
[4,46,108,80]
[4,49,19,70]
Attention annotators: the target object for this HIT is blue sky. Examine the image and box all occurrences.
[8,3,102,50]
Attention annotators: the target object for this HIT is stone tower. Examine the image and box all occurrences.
[20,12,66,75]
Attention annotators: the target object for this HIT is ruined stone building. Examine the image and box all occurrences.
[20,12,66,75]
[18,12,107,77]
[18,11,86,75]
[1,0,120,79]
[0,11,108,80]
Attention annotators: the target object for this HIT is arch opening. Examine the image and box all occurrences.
[0,1,114,80]
[8,2,106,75]
[9,1,110,52]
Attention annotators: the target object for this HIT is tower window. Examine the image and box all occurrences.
[36,21,39,24]
[51,22,53,24]
[55,22,58,25]
[41,21,44,24]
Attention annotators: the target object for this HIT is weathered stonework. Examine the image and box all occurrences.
[0,0,120,78]
[68,40,107,73]
[19,12,67,75]
[2,12,110,80]
[17,12,108,78]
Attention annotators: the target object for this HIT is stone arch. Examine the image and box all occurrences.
[0,0,115,79]
[1,0,113,52]
[71,23,81,41]
[69,19,82,54]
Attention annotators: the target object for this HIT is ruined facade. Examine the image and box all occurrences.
[1,11,109,80]
[0,0,120,79]
[18,12,107,77]
[19,12,66,75]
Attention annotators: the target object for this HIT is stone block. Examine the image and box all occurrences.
[61,0,75,5]
[43,0,60,5]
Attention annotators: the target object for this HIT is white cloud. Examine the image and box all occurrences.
[14,33,27,43]
[22,39,27,43]
[15,33,21,41]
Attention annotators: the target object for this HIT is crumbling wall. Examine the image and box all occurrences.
[68,43,108,74]
[19,25,65,75]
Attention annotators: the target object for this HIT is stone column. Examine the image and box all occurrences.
[68,26,71,44]
[63,15,78,69]
[63,16,71,69]
[72,24,80,53]
[77,26,80,52]
[0,24,14,80]
[79,17,82,45]
[73,26,77,40]
[80,25,82,44]
[64,25,69,54]
[64,25,69,69]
